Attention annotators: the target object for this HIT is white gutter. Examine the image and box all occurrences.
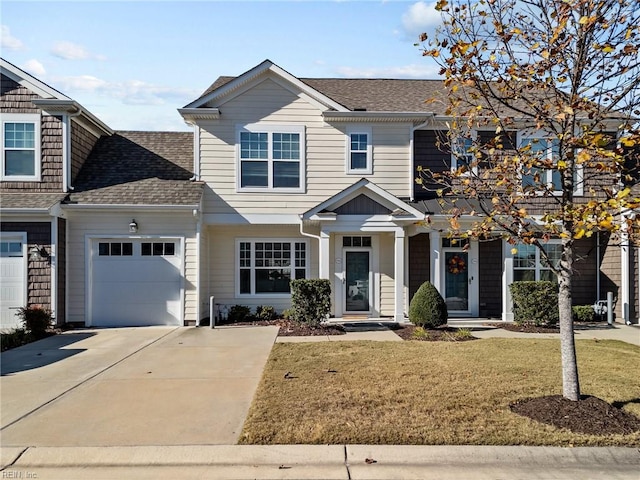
[62,204,200,211]
[195,208,202,326]
[50,216,57,322]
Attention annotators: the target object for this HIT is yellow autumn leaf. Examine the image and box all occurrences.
[620,137,636,147]
[599,219,613,229]
[602,45,615,53]
[557,160,566,169]
[574,229,585,240]
[578,16,589,24]
[577,150,591,163]
[541,49,550,59]
[511,248,518,255]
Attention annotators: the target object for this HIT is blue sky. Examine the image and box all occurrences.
[1,1,443,131]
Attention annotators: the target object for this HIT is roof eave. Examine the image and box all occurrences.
[178,107,221,124]
[32,99,113,136]
[323,112,434,124]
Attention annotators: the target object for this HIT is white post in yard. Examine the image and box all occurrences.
[210,296,215,329]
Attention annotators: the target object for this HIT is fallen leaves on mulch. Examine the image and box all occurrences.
[394,324,477,342]
[511,395,640,435]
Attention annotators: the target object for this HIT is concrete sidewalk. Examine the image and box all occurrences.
[1,326,279,447]
[1,445,638,479]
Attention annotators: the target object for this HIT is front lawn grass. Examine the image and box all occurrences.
[240,338,640,446]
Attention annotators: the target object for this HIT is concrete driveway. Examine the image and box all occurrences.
[0,325,278,447]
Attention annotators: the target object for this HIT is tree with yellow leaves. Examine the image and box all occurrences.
[417,0,639,401]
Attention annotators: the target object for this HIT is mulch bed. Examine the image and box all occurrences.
[214,318,346,336]
[394,324,477,342]
[511,395,640,435]
[486,322,613,334]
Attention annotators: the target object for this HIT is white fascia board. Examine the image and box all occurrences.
[32,99,113,136]
[203,213,301,225]
[324,112,433,124]
[177,108,221,124]
[62,204,199,212]
[1,58,70,100]
[184,59,348,112]
[0,208,52,216]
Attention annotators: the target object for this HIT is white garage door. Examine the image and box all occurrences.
[91,239,182,326]
[0,237,26,330]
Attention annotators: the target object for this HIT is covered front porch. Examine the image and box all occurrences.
[301,179,425,322]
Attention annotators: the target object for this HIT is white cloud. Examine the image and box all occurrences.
[50,41,105,61]
[1,25,25,51]
[53,74,199,106]
[401,2,442,38]
[21,59,46,77]
[334,63,442,79]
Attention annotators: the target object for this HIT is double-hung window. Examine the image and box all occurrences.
[520,134,562,192]
[237,239,308,296]
[237,124,304,192]
[450,130,476,175]
[513,241,561,282]
[346,127,372,174]
[2,114,40,181]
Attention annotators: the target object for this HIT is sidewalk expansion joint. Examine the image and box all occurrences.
[344,444,352,479]
[0,446,29,472]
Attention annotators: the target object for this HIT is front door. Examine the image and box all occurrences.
[344,250,371,313]
[443,250,470,313]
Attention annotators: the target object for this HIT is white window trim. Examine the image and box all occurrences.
[346,126,373,175]
[1,113,41,182]
[517,130,583,196]
[450,129,477,176]
[512,239,562,281]
[235,238,309,298]
[236,123,305,193]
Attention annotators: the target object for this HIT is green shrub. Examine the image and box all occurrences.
[1,328,29,352]
[227,305,253,323]
[509,281,559,326]
[17,306,52,339]
[255,305,277,321]
[282,308,294,321]
[572,305,596,322]
[290,279,331,327]
[408,281,448,328]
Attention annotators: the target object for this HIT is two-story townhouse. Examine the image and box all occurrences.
[0,58,112,329]
[177,60,636,325]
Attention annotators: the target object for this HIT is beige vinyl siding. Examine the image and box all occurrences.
[379,233,396,316]
[204,224,319,314]
[199,77,412,215]
[66,211,198,324]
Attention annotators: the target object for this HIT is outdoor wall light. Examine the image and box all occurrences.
[29,245,49,261]
[129,219,138,233]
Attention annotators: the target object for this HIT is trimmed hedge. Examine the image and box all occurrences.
[509,281,559,326]
[228,305,253,323]
[255,305,277,321]
[408,281,448,328]
[290,279,331,327]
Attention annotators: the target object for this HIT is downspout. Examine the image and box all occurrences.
[621,211,631,324]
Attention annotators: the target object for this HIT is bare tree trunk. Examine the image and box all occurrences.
[558,238,580,401]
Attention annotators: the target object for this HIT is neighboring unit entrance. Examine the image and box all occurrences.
[0,234,26,329]
[90,238,183,326]
[441,237,479,316]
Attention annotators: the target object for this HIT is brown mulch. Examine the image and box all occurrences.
[394,324,477,341]
[511,395,640,435]
[214,318,346,336]
[486,321,614,334]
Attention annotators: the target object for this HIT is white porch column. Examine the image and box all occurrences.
[319,230,330,279]
[394,228,406,322]
[430,230,441,294]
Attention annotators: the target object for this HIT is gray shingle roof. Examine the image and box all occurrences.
[67,131,203,206]
[198,76,449,113]
[0,193,66,210]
